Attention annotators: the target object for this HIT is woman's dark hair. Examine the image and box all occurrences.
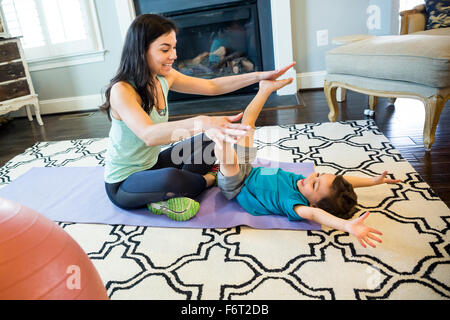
[315,175,357,220]
[100,14,178,120]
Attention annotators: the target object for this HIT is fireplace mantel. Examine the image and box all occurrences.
[114,0,297,96]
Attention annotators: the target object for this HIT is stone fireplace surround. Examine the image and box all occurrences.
[114,0,298,115]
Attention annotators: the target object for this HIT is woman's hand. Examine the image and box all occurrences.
[259,62,296,81]
[345,212,383,248]
[201,113,251,147]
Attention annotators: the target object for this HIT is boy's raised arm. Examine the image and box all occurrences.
[294,205,382,248]
[343,170,402,188]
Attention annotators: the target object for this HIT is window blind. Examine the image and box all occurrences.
[1,0,100,61]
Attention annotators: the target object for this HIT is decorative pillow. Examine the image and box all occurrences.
[425,0,450,29]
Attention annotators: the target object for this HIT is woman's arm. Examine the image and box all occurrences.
[144,113,249,146]
[168,69,259,96]
[167,62,296,96]
[110,82,249,146]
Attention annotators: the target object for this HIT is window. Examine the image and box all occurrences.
[1,0,104,69]
[399,0,424,12]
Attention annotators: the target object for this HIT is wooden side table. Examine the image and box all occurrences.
[0,37,43,125]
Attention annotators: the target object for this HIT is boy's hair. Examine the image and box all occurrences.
[315,175,357,219]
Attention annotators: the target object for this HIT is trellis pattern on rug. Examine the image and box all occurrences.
[0,120,448,299]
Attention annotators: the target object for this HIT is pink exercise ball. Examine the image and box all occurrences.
[0,197,108,300]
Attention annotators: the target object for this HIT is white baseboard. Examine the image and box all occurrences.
[9,94,104,117]
[296,71,327,90]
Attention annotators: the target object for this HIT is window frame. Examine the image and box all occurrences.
[0,0,106,71]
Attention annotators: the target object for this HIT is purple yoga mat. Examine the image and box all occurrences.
[0,159,320,230]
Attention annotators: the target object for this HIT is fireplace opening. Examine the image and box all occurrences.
[168,3,262,102]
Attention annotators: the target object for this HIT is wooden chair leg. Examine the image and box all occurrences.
[324,80,339,122]
[423,95,445,151]
[25,105,33,121]
[337,87,347,102]
[368,95,378,110]
[32,98,44,126]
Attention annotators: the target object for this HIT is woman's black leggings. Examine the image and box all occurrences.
[105,133,215,209]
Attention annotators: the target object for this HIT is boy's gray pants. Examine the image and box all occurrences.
[217,144,257,200]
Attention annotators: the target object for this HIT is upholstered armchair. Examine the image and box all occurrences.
[324,4,449,151]
[400,4,427,34]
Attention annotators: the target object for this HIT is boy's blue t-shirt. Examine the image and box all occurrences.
[236,167,309,221]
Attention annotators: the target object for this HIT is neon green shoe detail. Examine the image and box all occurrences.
[147,197,200,221]
[206,164,220,187]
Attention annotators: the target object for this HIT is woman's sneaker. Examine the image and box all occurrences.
[147,197,200,221]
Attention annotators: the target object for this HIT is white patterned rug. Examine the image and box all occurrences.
[0,120,449,300]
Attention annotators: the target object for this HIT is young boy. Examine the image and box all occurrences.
[209,78,402,249]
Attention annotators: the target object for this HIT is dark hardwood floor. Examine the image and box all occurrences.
[1,89,449,207]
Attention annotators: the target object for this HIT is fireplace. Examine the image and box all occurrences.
[132,0,298,115]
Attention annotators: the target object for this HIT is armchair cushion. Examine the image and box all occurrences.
[326,32,450,88]
[426,0,450,29]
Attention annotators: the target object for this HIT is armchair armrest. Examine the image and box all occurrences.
[400,4,426,34]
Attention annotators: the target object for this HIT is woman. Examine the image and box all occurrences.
[101,14,295,221]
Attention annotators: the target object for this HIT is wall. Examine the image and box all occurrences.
[291,0,399,89]
[14,0,401,116]
[368,0,400,35]
[12,0,122,116]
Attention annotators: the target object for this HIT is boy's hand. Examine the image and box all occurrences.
[373,171,402,185]
[345,212,382,248]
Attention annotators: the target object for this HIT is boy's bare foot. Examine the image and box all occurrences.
[204,173,217,187]
[259,78,294,93]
